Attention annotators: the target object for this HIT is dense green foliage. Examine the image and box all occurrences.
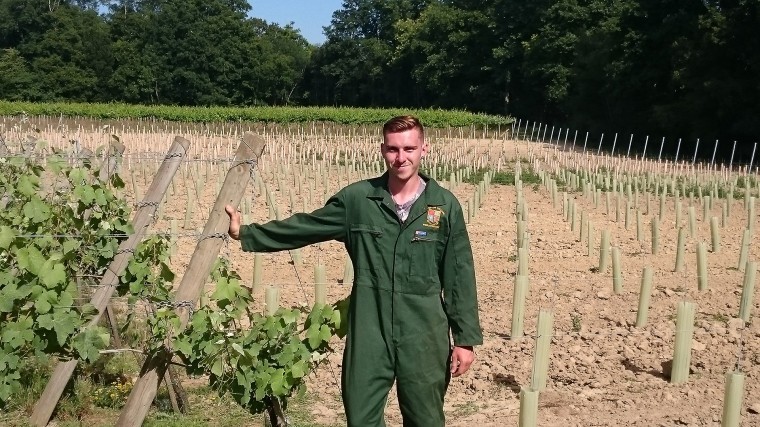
[1,0,759,158]
[0,0,310,106]
[0,101,512,127]
[0,149,345,417]
[306,0,760,160]
[174,261,346,417]
[0,152,130,405]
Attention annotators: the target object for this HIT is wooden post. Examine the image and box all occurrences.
[115,133,265,427]
[93,142,128,348]
[30,137,191,427]
[98,140,126,182]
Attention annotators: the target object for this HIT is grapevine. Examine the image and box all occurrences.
[0,147,131,406]
[0,144,347,424]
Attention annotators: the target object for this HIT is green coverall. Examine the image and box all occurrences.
[239,172,483,426]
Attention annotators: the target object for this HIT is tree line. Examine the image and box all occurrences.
[0,0,311,106]
[1,0,759,160]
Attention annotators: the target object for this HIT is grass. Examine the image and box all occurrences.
[145,387,341,427]
[462,166,542,186]
[0,355,340,427]
[2,384,339,427]
[571,313,583,332]
[451,401,479,418]
[707,313,729,325]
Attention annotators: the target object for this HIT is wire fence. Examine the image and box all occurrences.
[510,118,760,172]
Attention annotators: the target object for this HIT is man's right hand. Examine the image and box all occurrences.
[224,205,241,240]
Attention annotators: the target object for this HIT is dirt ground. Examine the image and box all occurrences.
[19,122,760,426]
[160,143,759,426]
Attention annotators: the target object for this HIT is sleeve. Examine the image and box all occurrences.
[440,200,483,347]
[239,191,346,253]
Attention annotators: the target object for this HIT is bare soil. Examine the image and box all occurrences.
[168,162,759,426]
[18,123,760,426]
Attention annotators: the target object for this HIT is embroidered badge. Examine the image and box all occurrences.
[424,207,444,229]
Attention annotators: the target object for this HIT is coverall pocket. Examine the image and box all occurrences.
[408,236,443,294]
[348,224,384,280]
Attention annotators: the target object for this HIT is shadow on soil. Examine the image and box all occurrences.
[621,358,670,381]
[492,374,521,394]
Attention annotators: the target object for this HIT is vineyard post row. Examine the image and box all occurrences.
[116,133,265,427]
[515,145,756,426]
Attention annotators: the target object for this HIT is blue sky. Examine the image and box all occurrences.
[249,0,345,45]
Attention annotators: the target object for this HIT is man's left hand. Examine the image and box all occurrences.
[450,345,475,377]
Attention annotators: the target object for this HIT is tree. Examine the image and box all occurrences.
[393,3,494,111]
[244,21,312,105]
[0,48,32,100]
[2,2,113,101]
[305,0,428,107]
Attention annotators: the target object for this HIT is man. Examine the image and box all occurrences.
[225,115,482,426]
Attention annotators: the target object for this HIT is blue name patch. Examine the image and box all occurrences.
[415,230,428,237]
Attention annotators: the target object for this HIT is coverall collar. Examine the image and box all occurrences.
[368,172,445,225]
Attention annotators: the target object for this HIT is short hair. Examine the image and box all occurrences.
[382,115,424,139]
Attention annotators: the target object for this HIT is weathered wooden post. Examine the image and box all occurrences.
[115,133,266,427]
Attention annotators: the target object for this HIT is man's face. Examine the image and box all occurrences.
[381,128,427,182]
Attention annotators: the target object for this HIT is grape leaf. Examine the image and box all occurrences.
[17,246,45,275]
[0,226,14,249]
[173,337,193,357]
[41,264,66,289]
[62,239,81,255]
[80,303,98,317]
[211,358,224,377]
[68,168,87,185]
[71,327,110,362]
[290,360,307,378]
[53,310,78,346]
[34,294,52,314]
[23,197,51,223]
[58,291,74,308]
[334,297,350,339]
[0,283,19,313]
[37,313,55,331]
[16,175,37,196]
[211,278,237,305]
[231,343,245,356]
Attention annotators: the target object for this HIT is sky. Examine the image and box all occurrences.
[249,0,345,45]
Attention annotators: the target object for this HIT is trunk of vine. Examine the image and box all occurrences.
[264,397,287,427]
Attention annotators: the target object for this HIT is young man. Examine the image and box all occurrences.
[225,115,482,426]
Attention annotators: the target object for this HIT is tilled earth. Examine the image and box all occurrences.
[59,127,760,427]
[166,171,760,427]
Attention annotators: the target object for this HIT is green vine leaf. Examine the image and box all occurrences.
[23,197,51,223]
[17,246,44,275]
[71,327,110,363]
[41,263,66,288]
[0,226,14,249]
[52,310,78,347]
[16,175,38,196]
[33,292,53,314]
